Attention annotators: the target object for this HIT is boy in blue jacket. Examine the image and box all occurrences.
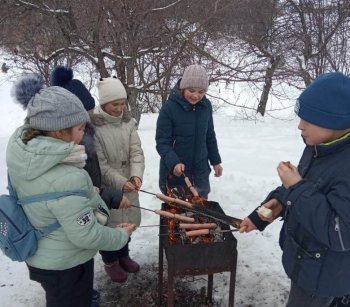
[240,72,350,307]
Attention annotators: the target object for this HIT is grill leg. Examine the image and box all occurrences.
[207,274,213,302]
[158,233,164,306]
[228,251,238,307]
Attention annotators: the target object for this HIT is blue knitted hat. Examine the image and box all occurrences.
[50,66,95,111]
[295,72,350,130]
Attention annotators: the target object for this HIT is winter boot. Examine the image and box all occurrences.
[104,261,128,283]
[119,256,140,273]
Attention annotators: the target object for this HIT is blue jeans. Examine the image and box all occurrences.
[286,281,334,307]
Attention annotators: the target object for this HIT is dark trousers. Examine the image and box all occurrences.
[100,241,129,264]
[28,258,94,307]
[286,281,334,307]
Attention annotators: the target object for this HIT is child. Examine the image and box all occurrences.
[50,66,130,212]
[7,74,136,307]
[155,64,223,199]
[50,66,131,287]
[93,76,145,282]
[240,72,350,307]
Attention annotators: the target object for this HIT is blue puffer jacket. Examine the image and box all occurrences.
[250,134,350,297]
[155,81,221,196]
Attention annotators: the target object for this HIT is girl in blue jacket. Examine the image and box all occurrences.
[156,64,223,199]
[240,72,350,307]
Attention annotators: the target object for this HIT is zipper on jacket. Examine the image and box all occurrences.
[335,216,345,251]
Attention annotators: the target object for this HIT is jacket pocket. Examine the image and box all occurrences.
[282,235,327,291]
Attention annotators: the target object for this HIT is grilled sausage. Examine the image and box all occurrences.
[154,209,195,222]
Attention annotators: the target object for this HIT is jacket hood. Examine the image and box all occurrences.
[6,126,74,180]
[168,80,209,111]
[92,106,132,126]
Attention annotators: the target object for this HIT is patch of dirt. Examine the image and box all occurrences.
[95,262,222,307]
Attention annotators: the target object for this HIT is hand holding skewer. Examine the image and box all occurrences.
[116,223,137,236]
[173,163,185,176]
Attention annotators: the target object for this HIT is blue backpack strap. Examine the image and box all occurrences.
[18,191,88,205]
[18,190,88,237]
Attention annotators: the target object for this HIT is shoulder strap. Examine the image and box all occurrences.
[7,174,89,237]
[18,191,88,205]
[18,191,89,237]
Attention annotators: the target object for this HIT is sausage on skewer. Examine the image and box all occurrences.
[154,209,195,223]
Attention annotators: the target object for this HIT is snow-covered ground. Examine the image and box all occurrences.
[0,75,305,306]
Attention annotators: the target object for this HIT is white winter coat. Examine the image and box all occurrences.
[92,107,145,226]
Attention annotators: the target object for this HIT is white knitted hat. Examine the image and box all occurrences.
[96,77,127,105]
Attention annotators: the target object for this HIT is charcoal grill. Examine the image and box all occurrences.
[158,201,238,307]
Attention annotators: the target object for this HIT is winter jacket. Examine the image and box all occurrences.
[82,122,122,209]
[92,107,145,226]
[155,82,221,197]
[6,126,129,270]
[249,134,350,297]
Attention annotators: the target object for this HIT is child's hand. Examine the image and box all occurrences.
[277,161,302,188]
[116,223,136,236]
[173,163,185,176]
[119,195,131,209]
[213,164,223,177]
[239,217,257,233]
[94,186,100,193]
[123,181,136,192]
[258,198,282,222]
[130,176,142,189]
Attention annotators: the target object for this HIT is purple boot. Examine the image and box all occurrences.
[119,256,140,273]
[104,261,127,283]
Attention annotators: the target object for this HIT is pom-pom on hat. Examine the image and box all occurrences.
[50,66,95,111]
[295,72,350,130]
[12,73,89,131]
[96,76,127,105]
[179,64,209,91]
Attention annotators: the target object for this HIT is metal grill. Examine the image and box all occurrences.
[158,201,238,307]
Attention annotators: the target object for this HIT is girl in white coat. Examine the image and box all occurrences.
[93,77,145,283]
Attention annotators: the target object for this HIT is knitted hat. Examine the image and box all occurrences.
[179,64,209,91]
[12,73,90,131]
[50,66,95,111]
[295,72,350,130]
[96,76,127,105]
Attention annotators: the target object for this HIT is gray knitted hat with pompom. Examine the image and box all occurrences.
[11,73,89,131]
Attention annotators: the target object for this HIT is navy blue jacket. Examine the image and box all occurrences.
[250,134,350,297]
[155,82,221,196]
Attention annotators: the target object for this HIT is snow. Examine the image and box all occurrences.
[0,76,305,306]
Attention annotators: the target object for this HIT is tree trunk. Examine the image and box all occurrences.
[256,55,281,116]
